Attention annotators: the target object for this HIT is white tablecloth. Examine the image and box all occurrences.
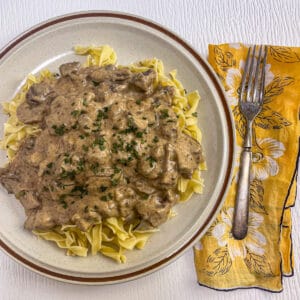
[0,1,299,299]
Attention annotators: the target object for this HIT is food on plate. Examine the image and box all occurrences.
[0,45,205,262]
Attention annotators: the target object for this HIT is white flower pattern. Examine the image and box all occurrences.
[225,60,274,106]
[234,138,285,182]
[194,241,203,251]
[212,208,266,260]
[229,43,242,49]
[251,137,285,181]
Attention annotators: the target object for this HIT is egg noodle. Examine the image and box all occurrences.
[0,45,205,263]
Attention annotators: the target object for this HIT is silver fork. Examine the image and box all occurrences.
[232,45,267,240]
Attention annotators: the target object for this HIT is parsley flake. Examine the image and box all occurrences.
[160,109,169,119]
[52,124,66,136]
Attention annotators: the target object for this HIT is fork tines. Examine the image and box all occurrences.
[240,45,267,104]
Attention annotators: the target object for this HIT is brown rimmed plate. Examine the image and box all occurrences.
[0,11,235,284]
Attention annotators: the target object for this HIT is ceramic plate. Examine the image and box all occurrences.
[0,11,235,284]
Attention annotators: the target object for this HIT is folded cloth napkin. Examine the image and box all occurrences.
[194,43,300,292]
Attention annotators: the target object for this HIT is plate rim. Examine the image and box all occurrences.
[0,10,235,284]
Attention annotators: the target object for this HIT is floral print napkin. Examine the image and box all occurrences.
[194,44,300,292]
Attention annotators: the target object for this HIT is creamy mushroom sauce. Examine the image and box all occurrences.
[0,62,203,232]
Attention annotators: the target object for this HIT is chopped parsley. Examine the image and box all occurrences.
[71,185,88,198]
[111,178,119,186]
[117,156,133,166]
[136,131,144,138]
[83,98,88,106]
[71,122,79,130]
[124,143,132,152]
[135,99,142,105]
[152,136,159,143]
[124,141,138,158]
[77,159,85,171]
[160,109,169,119]
[71,110,82,117]
[112,139,124,153]
[59,168,76,180]
[52,124,66,136]
[63,155,72,164]
[47,162,54,169]
[61,201,68,209]
[99,185,108,192]
[90,162,100,174]
[112,142,120,153]
[96,107,109,121]
[141,193,150,200]
[100,195,108,201]
[18,191,26,197]
[146,156,157,168]
[113,166,121,174]
[93,136,106,150]
[117,158,129,166]
[82,145,89,152]
[166,119,175,123]
[119,118,137,134]
[192,112,198,117]
[59,195,68,209]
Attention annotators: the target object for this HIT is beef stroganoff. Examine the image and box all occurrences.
[0,46,205,262]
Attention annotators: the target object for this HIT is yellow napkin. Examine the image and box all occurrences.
[194,44,300,292]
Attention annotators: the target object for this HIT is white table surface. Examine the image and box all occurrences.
[0,0,299,299]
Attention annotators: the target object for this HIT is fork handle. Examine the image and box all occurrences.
[232,149,252,240]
